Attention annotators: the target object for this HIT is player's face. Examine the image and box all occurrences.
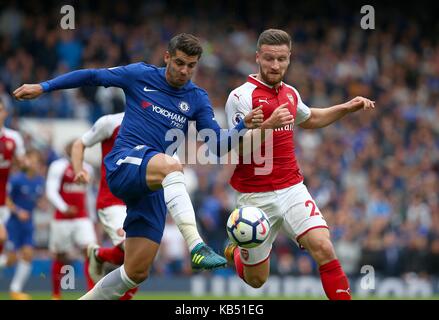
[256,44,291,86]
[164,50,199,88]
[24,153,41,174]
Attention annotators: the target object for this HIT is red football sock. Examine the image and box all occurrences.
[0,243,3,255]
[97,245,125,265]
[119,287,139,300]
[84,259,95,290]
[319,259,351,300]
[233,247,246,281]
[52,260,63,297]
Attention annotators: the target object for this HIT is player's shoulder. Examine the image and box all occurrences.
[229,80,258,100]
[94,112,124,129]
[9,171,24,182]
[48,158,69,170]
[3,127,23,141]
[283,83,301,96]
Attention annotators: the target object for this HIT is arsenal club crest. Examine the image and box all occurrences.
[287,93,295,106]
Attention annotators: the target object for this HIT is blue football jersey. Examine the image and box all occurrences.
[41,63,246,156]
[8,172,45,216]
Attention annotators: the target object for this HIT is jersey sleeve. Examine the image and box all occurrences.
[225,89,253,129]
[40,63,144,92]
[12,132,25,158]
[291,88,311,125]
[81,115,113,147]
[45,160,68,213]
[194,90,247,156]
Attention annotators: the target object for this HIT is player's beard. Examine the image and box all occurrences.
[259,69,284,86]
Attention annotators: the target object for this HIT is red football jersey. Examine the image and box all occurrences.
[0,128,25,205]
[46,158,93,220]
[225,75,311,193]
[81,113,125,210]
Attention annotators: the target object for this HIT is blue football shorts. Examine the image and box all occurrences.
[6,217,34,250]
[104,145,167,244]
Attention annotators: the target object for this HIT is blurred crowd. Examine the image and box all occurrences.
[0,1,438,279]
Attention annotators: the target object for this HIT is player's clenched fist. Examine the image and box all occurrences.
[262,103,294,129]
[74,170,90,184]
[345,96,375,112]
[243,105,264,129]
[13,84,44,100]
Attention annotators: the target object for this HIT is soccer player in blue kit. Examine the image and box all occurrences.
[1,150,45,299]
[13,33,291,300]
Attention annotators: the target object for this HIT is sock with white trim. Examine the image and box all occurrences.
[78,265,137,300]
[162,171,203,251]
[10,260,32,293]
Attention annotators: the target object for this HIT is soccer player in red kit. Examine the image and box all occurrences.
[0,99,25,267]
[71,112,138,300]
[224,29,375,300]
[46,142,97,300]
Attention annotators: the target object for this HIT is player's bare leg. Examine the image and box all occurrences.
[10,245,33,300]
[224,243,270,288]
[298,228,351,300]
[81,247,95,290]
[79,237,158,300]
[147,153,227,271]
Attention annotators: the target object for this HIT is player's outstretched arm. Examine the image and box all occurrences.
[299,96,375,129]
[71,138,90,184]
[13,64,140,101]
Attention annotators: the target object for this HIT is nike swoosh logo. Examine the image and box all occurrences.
[143,87,157,92]
[259,219,267,236]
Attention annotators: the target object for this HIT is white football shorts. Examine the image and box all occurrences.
[97,205,127,246]
[49,218,97,253]
[236,182,328,266]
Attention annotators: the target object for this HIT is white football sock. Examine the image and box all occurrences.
[79,265,137,300]
[162,171,203,251]
[10,260,31,293]
[0,254,7,268]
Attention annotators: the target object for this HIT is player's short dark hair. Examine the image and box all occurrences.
[168,33,203,58]
[26,149,43,163]
[257,29,292,50]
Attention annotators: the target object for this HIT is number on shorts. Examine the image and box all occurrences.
[305,200,320,217]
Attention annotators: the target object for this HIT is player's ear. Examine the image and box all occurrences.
[164,51,171,64]
[255,51,260,64]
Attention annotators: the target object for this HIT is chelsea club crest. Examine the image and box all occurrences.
[178,101,190,113]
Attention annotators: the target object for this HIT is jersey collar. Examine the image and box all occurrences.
[247,74,284,93]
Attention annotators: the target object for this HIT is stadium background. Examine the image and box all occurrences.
[0,0,438,299]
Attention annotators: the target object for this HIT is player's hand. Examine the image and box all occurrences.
[262,103,294,129]
[64,206,78,217]
[243,106,264,129]
[17,209,31,222]
[74,170,90,184]
[345,96,375,113]
[13,84,44,101]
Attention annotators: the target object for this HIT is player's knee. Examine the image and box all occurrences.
[246,275,267,289]
[162,159,183,176]
[126,268,149,284]
[312,239,336,262]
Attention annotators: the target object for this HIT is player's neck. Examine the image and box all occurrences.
[255,74,282,89]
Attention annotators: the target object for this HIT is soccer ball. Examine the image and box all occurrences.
[226,206,270,248]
